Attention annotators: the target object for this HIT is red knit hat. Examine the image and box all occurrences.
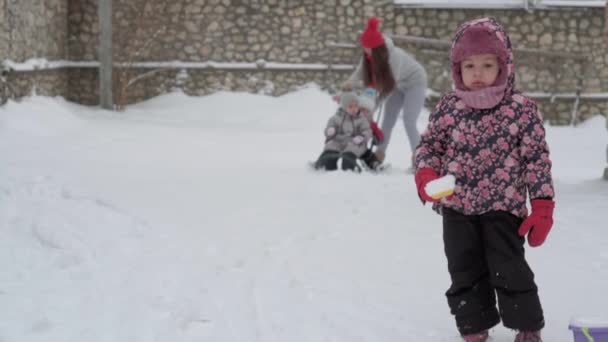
[360,17,385,49]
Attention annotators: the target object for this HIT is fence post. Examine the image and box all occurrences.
[99,0,113,109]
[604,111,608,180]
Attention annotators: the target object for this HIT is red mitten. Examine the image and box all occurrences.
[415,168,440,203]
[370,122,384,143]
[518,199,555,247]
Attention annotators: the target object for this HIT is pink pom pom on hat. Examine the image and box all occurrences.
[360,17,385,49]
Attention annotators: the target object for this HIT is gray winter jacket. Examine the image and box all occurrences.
[347,36,426,91]
[324,108,372,157]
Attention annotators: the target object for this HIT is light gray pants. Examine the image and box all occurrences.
[377,76,427,154]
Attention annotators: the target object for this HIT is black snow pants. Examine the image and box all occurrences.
[314,150,360,172]
[442,208,544,335]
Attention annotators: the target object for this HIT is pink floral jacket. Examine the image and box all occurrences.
[415,18,554,218]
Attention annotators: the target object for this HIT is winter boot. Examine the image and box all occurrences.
[340,152,361,172]
[405,154,416,174]
[462,330,489,342]
[514,330,542,342]
[314,150,340,171]
[375,150,385,163]
[360,149,381,170]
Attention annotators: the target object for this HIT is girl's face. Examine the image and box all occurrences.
[460,54,500,91]
[345,100,359,115]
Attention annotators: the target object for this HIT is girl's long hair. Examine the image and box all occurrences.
[363,44,395,100]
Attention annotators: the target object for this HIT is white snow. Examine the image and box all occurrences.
[2,58,99,71]
[537,0,607,7]
[2,58,354,71]
[569,317,608,328]
[1,85,607,342]
[425,174,456,199]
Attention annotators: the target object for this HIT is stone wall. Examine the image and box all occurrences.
[119,68,348,104]
[390,6,608,123]
[1,0,607,123]
[67,0,98,61]
[70,0,386,63]
[65,68,98,105]
[0,0,69,98]
[64,0,390,106]
[5,69,69,98]
[2,0,68,61]
[0,0,7,60]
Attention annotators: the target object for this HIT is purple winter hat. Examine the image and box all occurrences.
[451,26,508,64]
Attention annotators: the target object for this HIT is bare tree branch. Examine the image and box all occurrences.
[112,0,170,110]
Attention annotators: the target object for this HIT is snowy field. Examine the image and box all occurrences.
[1,86,607,342]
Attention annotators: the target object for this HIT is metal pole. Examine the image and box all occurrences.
[604,0,608,181]
[99,0,113,109]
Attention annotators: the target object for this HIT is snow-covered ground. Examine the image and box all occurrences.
[1,86,607,342]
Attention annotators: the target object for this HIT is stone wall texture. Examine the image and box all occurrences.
[1,0,606,124]
[1,0,69,98]
[389,7,607,123]
[2,0,68,61]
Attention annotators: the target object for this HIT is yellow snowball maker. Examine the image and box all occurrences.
[424,175,456,200]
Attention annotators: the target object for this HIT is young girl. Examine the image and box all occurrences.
[414,18,555,342]
[314,91,372,172]
[358,88,385,170]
